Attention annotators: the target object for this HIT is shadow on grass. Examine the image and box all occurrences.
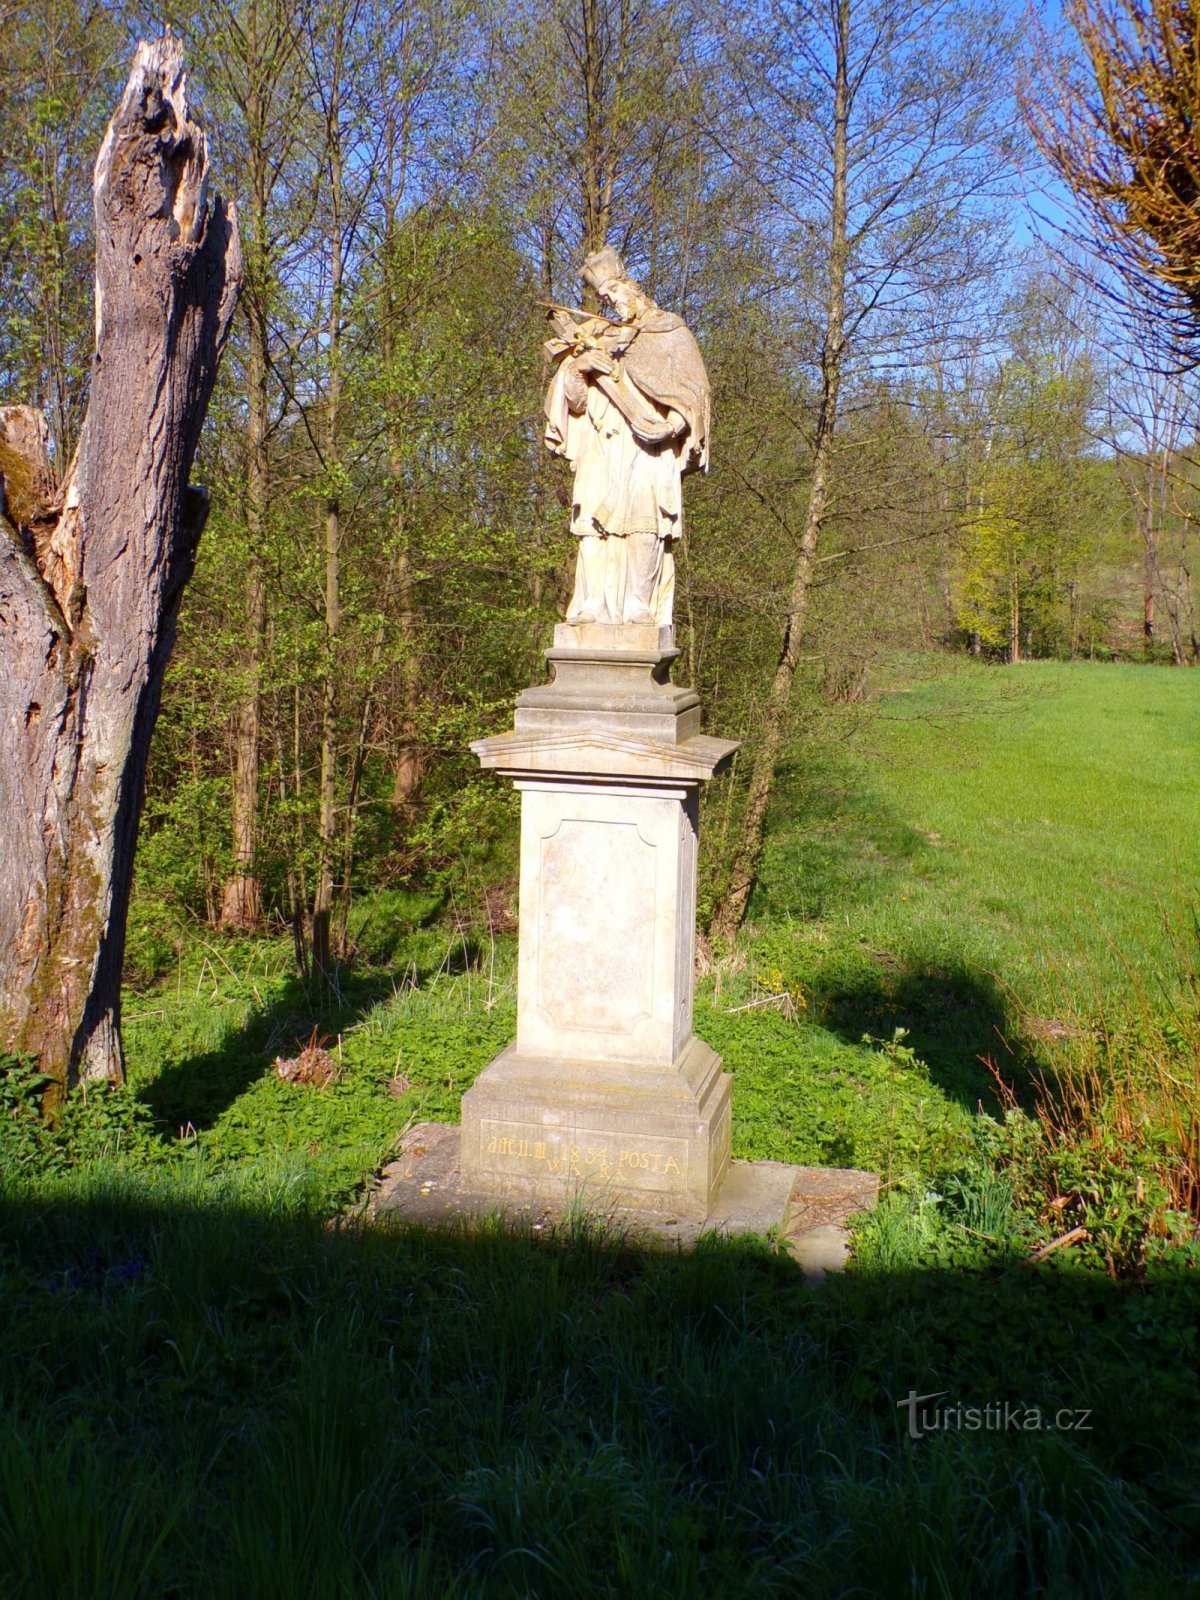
[815,960,1040,1113]
[1,1177,1196,1597]
[137,967,398,1136]
[740,753,1045,1114]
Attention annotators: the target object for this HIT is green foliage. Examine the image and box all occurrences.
[123,898,184,991]
[134,771,232,923]
[52,1083,171,1172]
[1,1055,169,1176]
[3,659,1200,1593]
[116,926,515,1208]
[342,885,445,965]
[0,1056,55,1174]
[950,273,1116,660]
[701,1006,973,1177]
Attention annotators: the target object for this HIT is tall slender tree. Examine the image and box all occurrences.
[178,0,311,930]
[709,0,1019,941]
[0,2,125,464]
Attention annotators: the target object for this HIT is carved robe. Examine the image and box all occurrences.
[544,309,710,545]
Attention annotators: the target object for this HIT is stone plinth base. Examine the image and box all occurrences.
[372,1122,879,1271]
[460,1034,731,1220]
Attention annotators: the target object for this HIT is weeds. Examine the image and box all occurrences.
[974,913,1200,1275]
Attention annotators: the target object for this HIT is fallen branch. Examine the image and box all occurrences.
[1025,1226,1089,1265]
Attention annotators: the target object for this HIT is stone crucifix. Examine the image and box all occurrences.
[543,246,710,629]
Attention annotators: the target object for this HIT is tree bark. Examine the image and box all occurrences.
[1140,446,1171,658]
[0,37,241,1101]
[221,560,265,928]
[577,0,627,309]
[390,537,423,810]
[220,40,274,931]
[212,0,306,932]
[378,170,423,815]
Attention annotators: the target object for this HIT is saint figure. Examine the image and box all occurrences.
[543,246,710,628]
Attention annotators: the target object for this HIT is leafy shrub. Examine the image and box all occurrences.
[979,917,1200,1276]
[0,1057,55,1173]
[53,1083,170,1170]
[0,1059,168,1179]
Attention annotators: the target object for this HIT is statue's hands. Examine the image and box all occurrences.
[631,413,678,447]
[574,348,614,377]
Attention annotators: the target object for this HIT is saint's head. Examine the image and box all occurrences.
[581,245,655,323]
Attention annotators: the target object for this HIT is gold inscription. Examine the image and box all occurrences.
[485,1135,550,1160]
[483,1125,686,1184]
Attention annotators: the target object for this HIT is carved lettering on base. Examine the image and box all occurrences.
[480,1119,690,1190]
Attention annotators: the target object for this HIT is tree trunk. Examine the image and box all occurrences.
[220,47,276,931]
[311,35,346,982]
[0,38,241,1101]
[578,0,625,309]
[221,565,265,927]
[1141,448,1169,657]
[311,493,341,980]
[391,536,423,809]
[378,198,423,814]
[709,0,850,946]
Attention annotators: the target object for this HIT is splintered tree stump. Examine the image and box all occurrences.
[0,37,241,1101]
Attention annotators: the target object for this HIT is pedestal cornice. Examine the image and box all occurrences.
[470,727,738,784]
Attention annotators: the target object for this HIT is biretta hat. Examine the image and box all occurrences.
[580,244,627,293]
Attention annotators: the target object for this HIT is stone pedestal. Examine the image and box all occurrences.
[462,622,737,1219]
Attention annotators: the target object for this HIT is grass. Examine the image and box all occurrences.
[735,660,1200,1115]
[0,1164,1195,1597]
[755,660,1198,1011]
[2,657,1199,1594]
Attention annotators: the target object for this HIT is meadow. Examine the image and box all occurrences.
[1,659,1197,1596]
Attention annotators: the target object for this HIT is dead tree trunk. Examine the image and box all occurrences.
[0,37,241,1103]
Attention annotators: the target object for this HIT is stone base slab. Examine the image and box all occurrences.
[370,1122,878,1269]
[553,621,675,652]
[459,1035,732,1220]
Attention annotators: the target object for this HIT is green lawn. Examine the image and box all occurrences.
[2,658,1198,1596]
[756,660,1197,1009]
[712,660,1200,1155]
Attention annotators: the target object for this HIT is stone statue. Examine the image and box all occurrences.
[543,246,710,629]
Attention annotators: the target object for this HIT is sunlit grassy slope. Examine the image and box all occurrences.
[754,660,1198,1008]
[702,660,1198,1168]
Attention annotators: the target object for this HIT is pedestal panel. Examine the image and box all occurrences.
[515,780,697,1067]
[460,1035,732,1219]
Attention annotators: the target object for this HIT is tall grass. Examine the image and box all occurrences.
[973,912,1200,1271]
